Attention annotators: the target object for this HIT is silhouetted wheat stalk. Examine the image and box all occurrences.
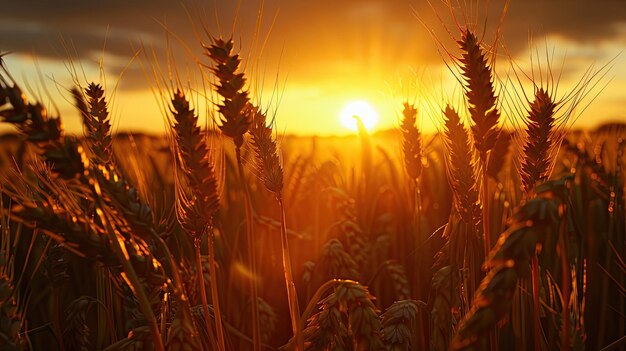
[205,38,252,149]
[457,30,501,163]
[441,105,483,307]
[76,83,159,243]
[521,88,558,194]
[401,103,424,277]
[83,83,113,165]
[170,89,224,350]
[206,36,261,351]
[442,105,481,234]
[401,103,423,182]
[518,87,558,350]
[457,28,504,259]
[248,105,304,350]
[429,265,461,351]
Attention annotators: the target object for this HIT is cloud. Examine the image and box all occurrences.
[1,0,625,93]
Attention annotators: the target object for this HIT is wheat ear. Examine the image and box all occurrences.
[84,83,113,165]
[205,38,252,148]
[401,103,422,181]
[302,280,383,350]
[521,88,557,194]
[380,299,421,351]
[442,105,481,231]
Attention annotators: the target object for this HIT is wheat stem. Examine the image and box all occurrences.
[560,216,571,351]
[532,254,542,351]
[235,146,261,351]
[482,168,491,259]
[482,161,495,351]
[206,226,226,351]
[96,206,164,351]
[195,239,218,350]
[278,198,304,351]
[52,287,65,351]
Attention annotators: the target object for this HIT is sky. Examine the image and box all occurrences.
[1,0,626,136]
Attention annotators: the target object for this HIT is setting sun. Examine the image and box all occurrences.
[339,100,379,131]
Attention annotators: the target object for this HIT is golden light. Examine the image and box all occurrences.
[340,100,379,131]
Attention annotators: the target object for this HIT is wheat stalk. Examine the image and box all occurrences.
[521,88,558,194]
[457,28,504,259]
[166,311,201,351]
[457,29,501,161]
[302,292,347,350]
[380,299,421,351]
[170,89,220,232]
[248,105,304,350]
[318,238,360,282]
[169,89,224,350]
[401,103,422,181]
[429,265,461,351]
[248,105,284,196]
[450,177,570,350]
[81,87,158,242]
[302,280,383,350]
[401,103,424,275]
[205,38,252,149]
[83,83,113,165]
[442,105,481,232]
[206,36,261,351]
[518,87,559,350]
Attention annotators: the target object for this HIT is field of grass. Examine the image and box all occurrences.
[0,5,625,351]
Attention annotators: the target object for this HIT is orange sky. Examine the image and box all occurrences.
[2,0,626,136]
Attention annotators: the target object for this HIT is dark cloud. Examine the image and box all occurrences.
[507,0,626,40]
[0,0,243,89]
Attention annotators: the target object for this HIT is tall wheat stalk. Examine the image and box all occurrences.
[520,87,558,351]
[248,105,304,350]
[457,29,503,260]
[401,102,424,262]
[205,37,260,351]
[442,105,483,308]
[169,89,224,350]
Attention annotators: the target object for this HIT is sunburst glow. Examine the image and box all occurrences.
[340,100,379,131]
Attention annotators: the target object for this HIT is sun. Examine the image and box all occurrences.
[340,100,379,131]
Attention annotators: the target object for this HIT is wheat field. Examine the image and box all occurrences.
[0,2,625,351]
